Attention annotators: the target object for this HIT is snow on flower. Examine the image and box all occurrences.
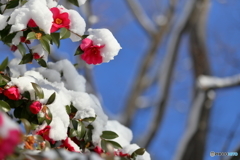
[31,44,48,61]
[8,0,53,34]
[8,59,107,143]
[0,112,21,160]
[60,137,80,152]
[50,7,70,33]
[68,9,86,42]
[80,28,121,64]
[36,125,55,144]
[122,144,151,160]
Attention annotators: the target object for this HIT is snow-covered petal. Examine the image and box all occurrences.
[86,28,122,63]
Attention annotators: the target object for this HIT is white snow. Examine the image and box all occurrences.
[78,0,87,6]
[87,28,122,63]
[74,108,95,119]
[8,0,53,34]
[122,144,151,160]
[104,120,132,148]
[31,44,48,61]
[68,9,86,42]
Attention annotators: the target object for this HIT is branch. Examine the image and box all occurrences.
[140,0,200,148]
[174,89,214,160]
[125,0,157,37]
[198,75,240,90]
[175,0,212,159]
[122,1,175,127]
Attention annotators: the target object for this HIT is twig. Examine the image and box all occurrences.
[140,0,199,148]
[125,0,157,37]
[122,0,176,127]
[221,113,240,160]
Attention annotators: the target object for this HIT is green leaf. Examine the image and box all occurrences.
[101,131,119,139]
[0,57,8,71]
[43,35,52,42]
[37,59,47,68]
[26,32,36,40]
[67,0,79,7]
[51,33,60,47]
[37,113,45,124]
[74,48,83,56]
[46,92,56,105]
[22,91,30,100]
[65,105,71,114]
[82,35,89,39]
[60,28,70,39]
[133,148,145,156]
[17,43,26,56]
[31,82,44,99]
[40,39,50,54]
[69,128,77,137]
[0,75,7,86]
[45,107,52,125]
[70,103,78,113]
[105,140,122,149]
[101,139,107,151]
[3,32,17,43]
[19,53,33,64]
[77,121,86,139]
[6,0,19,9]
[82,116,96,123]
[20,118,31,134]
[0,100,10,112]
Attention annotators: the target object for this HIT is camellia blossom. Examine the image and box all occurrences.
[80,38,104,65]
[36,125,55,144]
[33,53,41,60]
[3,86,20,100]
[27,19,38,28]
[60,137,80,152]
[80,28,121,64]
[0,112,22,160]
[50,7,70,33]
[29,101,42,114]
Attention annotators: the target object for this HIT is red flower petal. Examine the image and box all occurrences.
[50,7,60,19]
[80,38,93,51]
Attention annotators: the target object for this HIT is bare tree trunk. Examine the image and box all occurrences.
[175,0,212,160]
[140,0,200,148]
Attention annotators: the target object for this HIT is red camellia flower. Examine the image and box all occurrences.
[3,87,20,100]
[29,101,42,114]
[36,125,55,144]
[0,130,22,160]
[80,38,105,65]
[93,146,103,155]
[10,45,17,52]
[60,138,79,152]
[50,7,70,33]
[20,37,31,44]
[33,53,41,60]
[27,19,38,28]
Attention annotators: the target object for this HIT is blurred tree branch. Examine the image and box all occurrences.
[125,0,158,37]
[140,0,202,148]
[122,0,176,128]
[175,0,212,159]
